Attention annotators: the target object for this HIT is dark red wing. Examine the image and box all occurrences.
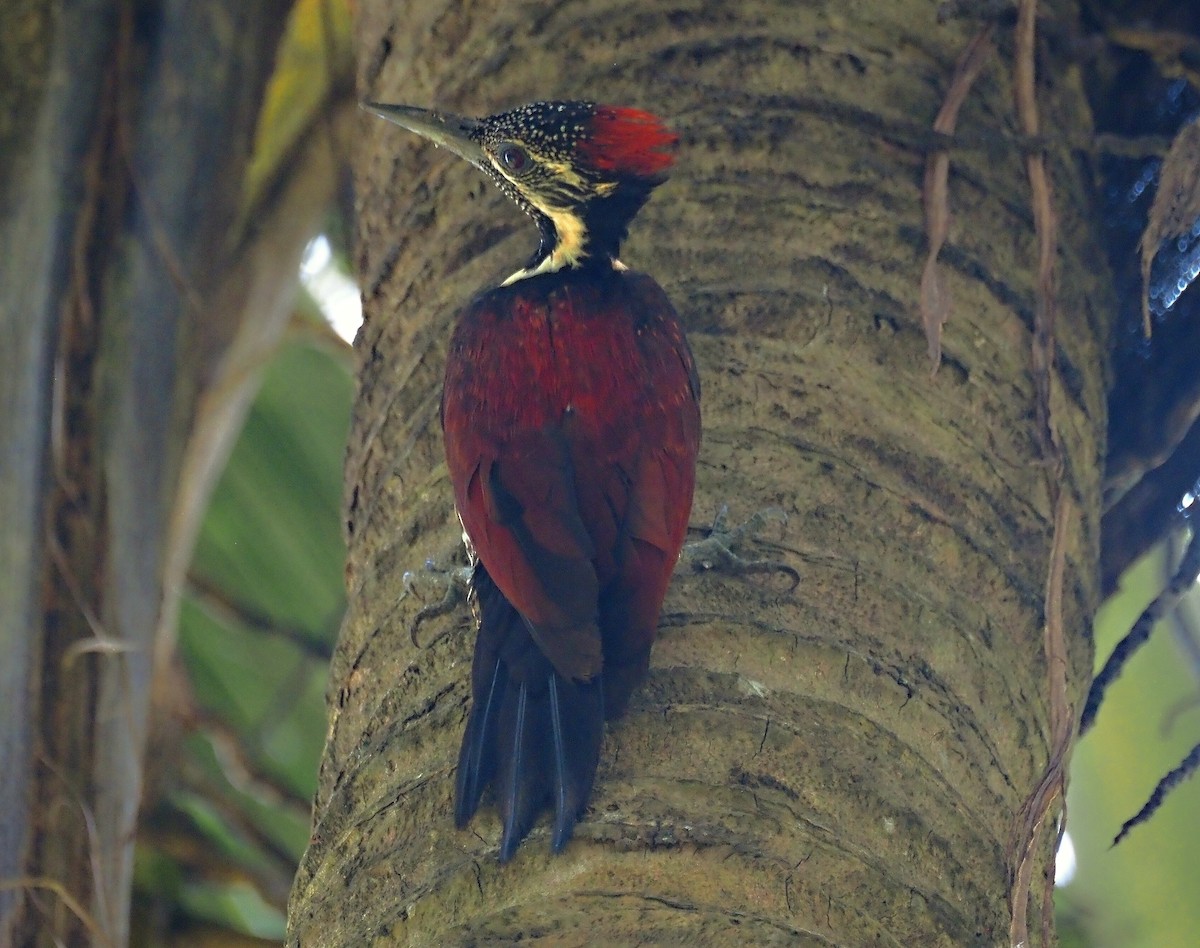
[441,270,699,685]
[448,424,603,680]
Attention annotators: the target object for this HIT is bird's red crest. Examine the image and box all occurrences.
[581,106,678,177]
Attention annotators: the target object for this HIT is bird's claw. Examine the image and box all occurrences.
[401,558,474,647]
[681,504,799,591]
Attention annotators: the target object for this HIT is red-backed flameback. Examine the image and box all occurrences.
[366,99,701,861]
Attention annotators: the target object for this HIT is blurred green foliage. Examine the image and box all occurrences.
[133,330,352,945]
[1058,540,1200,946]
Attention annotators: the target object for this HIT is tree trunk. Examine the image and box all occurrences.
[290,0,1108,943]
[0,1,343,943]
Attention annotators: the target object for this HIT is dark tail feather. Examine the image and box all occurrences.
[547,673,604,852]
[455,564,605,861]
[455,565,521,828]
[496,680,543,861]
[454,657,504,828]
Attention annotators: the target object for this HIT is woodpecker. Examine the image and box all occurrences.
[367,99,701,861]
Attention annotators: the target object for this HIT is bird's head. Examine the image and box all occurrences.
[366,100,678,283]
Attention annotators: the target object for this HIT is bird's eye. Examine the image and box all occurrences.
[497,143,529,174]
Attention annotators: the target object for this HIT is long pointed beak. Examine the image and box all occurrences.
[362,102,487,169]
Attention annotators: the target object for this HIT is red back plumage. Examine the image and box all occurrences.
[581,106,678,177]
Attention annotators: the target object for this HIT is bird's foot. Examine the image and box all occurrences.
[682,504,800,591]
[401,556,474,647]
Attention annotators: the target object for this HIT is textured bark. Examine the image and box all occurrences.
[0,1,337,943]
[291,0,1109,944]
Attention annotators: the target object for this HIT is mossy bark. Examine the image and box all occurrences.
[291,0,1109,944]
